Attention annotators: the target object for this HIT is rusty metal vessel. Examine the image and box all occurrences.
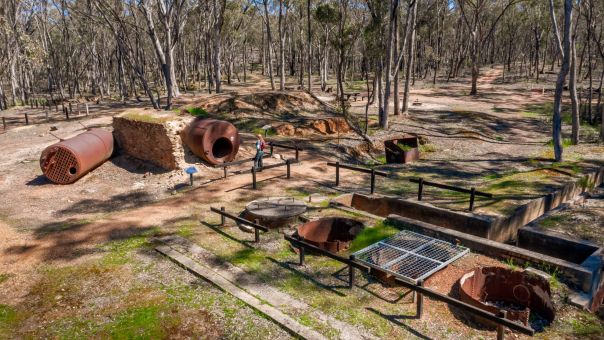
[182,118,241,165]
[295,217,365,253]
[40,128,114,184]
[459,266,555,328]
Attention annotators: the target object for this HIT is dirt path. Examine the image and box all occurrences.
[0,151,346,302]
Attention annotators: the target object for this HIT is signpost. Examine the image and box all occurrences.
[185,166,198,186]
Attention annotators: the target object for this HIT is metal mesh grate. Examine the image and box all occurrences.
[43,147,78,184]
[353,230,469,284]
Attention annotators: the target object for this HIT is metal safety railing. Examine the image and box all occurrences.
[210,206,268,242]
[410,178,493,211]
[251,159,298,189]
[212,141,301,179]
[284,233,534,338]
[327,161,389,194]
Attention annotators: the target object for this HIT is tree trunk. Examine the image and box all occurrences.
[549,0,573,162]
[569,34,579,144]
[380,0,400,129]
[402,0,417,115]
[307,0,312,91]
[262,0,275,90]
[278,0,286,91]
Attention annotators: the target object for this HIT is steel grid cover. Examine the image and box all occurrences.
[353,230,469,284]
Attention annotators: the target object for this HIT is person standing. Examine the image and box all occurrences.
[254,134,266,169]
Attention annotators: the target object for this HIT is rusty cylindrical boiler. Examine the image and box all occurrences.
[182,118,241,165]
[40,129,114,184]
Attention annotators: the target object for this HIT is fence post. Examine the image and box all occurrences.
[223,166,228,179]
[252,166,257,189]
[254,228,260,243]
[286,159,291,179]
[370,169,376,194]
[418,178,424,201]
[469,187,476,211]
[299,244,305,265]
[416,279,424,319]
[335,161,340,186]
[497,310,507,340]
[349,255,356,288]
[2,117,6,130]
[85,103,89,116]
[220,207,226,226]
[68,102,73,114]
[24,113,28,125]
[270,143,274,156]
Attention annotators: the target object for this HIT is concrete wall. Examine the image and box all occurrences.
[334,167,604,244]
[387,214,595,293]
[490,167,604,242]
[334,193,496,239]
[517,227,599,264]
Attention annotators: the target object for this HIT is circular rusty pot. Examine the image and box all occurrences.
[296,217,365,253]
[459,266,555,328]
[182,118,240,165]
[40,128,114,184]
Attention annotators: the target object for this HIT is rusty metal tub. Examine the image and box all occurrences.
[459,266,555,329]
[295,218,365,253]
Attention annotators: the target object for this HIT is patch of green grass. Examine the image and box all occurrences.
[186,107,208,118]
[538,215,566,228]
[176,222,197,239]
[397,144,414,152]
[419,143,436,153]
[122,112,170,124]
[0,273,12,285]
[100,228,159,266]
[251,126,276,137]
[375,155,387,164]
[522,102,554,118]
[297,312,341,338]
[42,317,100,339]
[106,306,165,339]
[546,138,574,148]
[579,176,595,191]
[521,111,541,118]
[503,258,519,271]
[348,220,400,253]
[570,313,604,337]
[0,304,19,336]
[221,248,265,273]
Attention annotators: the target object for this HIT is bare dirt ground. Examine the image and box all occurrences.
[1,68,603,338]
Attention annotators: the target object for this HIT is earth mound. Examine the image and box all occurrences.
[185,90,350,136]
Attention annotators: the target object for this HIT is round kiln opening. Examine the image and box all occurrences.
[459,266,555,331]
[295,217,365,253]
[212,137,233,160]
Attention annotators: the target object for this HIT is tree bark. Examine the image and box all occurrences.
[402,0,417,115]
[549,0,573,162]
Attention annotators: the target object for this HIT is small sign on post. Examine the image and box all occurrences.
[185,166,198,186]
